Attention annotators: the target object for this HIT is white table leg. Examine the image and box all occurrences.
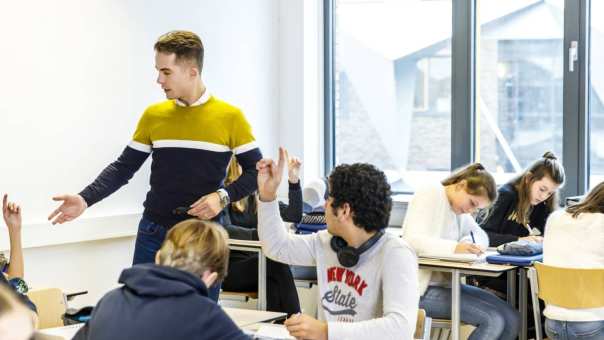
[451,269,461,340]
[258,252,267,311]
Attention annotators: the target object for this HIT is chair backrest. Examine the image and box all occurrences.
[27,288,67,329]
[534,262,604,309]
[414,308,432,340]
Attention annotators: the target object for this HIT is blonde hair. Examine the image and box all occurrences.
[442,163,497,202]
[566,181,604,218]
[510,151,565,225]
[157,219,229,281]
[0,285,35,329]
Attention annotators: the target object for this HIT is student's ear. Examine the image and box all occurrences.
[456,180,467,192]
[154,251,160,265]
[201,270,218,289]
[339,203,352,222]
[524,171,534,184]
[189,65,199,78]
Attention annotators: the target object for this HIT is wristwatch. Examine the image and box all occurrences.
[217,189,230,208]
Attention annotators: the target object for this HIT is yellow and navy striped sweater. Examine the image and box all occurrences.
[79,96,262,227]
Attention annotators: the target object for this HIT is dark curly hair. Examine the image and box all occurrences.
[328,163,392,232]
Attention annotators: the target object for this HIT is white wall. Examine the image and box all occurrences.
[0,0,281,305]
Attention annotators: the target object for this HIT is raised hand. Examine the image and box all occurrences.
[256,147,286,202]
[48,194,88,225]
[3,194,22,231]
[285,149,302,184]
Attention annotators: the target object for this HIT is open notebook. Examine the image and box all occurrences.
[420,250,497,263]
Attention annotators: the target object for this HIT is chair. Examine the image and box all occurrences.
[414,308,432,340]
[220,290,258,303]
[527,262,604,340]
[27,288,68,329]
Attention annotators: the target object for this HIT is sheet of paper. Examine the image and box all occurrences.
[255,323,295,340]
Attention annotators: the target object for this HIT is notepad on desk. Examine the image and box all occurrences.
[254,323,295,340]
[420,251,497,263]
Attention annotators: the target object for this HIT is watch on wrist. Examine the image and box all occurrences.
[217,189,230,208]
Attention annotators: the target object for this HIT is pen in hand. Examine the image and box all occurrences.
[470,231,484,255]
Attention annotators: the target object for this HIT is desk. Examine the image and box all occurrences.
[419,258,517,340]
[34,323,83,340]
[224,307,286,327]
[228,239,267,310]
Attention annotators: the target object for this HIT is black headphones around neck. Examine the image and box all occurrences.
[330,230,385,268]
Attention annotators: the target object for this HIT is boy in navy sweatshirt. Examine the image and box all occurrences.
[73,219,249,340]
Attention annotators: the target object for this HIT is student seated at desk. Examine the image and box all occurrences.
[476,152,564,336]
[542,181,604,340]
[480,151,565,247]
[257,148,419,340]
[1,195,36,313]
[402,163,520,340]
[73,219,248,340]
[222,153,301,316]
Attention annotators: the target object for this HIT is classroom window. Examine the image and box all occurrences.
[589,0,604,188]
[326,0,593,197]
[476,2,564,184]
[331,0,452,192]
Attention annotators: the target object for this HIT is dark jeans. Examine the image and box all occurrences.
[132,217,221,301]
[222,251,300,316]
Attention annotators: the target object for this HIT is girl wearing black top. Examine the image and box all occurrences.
[476,152,565,336]
[221,152,302,316]
[481,152,565,247]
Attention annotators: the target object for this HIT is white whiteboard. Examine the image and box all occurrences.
[0,0,279,225]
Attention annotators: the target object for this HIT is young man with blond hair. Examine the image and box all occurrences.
[48,31,262,299]
[73,219,249,340]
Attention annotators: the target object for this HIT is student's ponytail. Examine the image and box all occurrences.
[442,163,497,202]
[511,151,565,225]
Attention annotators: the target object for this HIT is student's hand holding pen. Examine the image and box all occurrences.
[454,242,484,255]
[455,232,484,255]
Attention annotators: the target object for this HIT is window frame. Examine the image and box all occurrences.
[324,0,591,198]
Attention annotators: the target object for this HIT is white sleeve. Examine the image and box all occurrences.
[257,199,317,266]
[402,188,457,254]
[458,215,489,248]
[328,243,419,340]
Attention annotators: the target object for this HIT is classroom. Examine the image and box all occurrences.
[0,1,602,340]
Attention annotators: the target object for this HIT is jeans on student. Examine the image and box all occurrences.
[545,319,604,340]
[420,284,520,340]
[132,217,221,302]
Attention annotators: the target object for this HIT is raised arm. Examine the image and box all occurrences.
[257,148,317,266]
[2,195,24,279]
[279,151,303,223]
